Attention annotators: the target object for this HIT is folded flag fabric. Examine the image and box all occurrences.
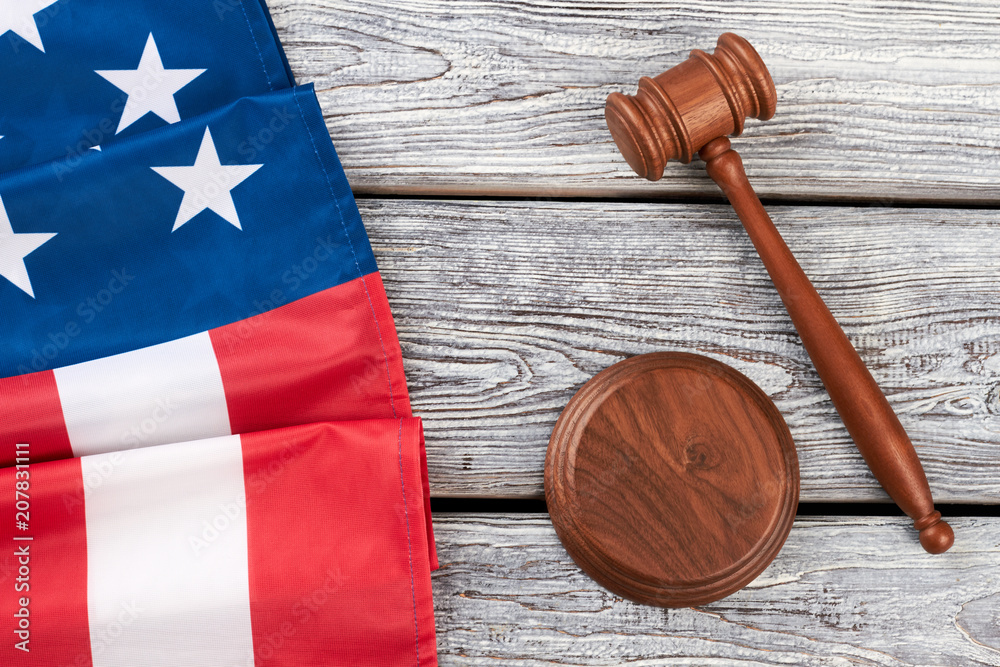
[1,2,440,664]
[0,84,412,434]
[0,272,408,459]
[1,419,438,666]
[0,0,293,171]
[0,81,436,571]
[0,85,380,373]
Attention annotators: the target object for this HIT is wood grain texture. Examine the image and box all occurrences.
[546,352,799,606]
[358,199,1000,501]
[431,514,1000,666]
[268,0,1000,203]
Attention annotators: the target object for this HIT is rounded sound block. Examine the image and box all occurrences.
[545,352,799,607]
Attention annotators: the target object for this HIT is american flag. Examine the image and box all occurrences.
[0,1,438,665]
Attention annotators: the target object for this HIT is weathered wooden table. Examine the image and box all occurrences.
[271,2,1000,663]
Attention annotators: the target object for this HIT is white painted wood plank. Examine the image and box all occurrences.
[431,514,1000,666]
[360,199,1000,501]
[269,0,1000,202]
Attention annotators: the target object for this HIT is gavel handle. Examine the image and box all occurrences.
[699,137,953,554]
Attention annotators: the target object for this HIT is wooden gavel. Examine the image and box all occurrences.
[605,33,953,553]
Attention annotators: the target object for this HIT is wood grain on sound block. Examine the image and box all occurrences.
[546,352,799,607]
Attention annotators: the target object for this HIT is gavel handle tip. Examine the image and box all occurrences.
[915,512,954,554]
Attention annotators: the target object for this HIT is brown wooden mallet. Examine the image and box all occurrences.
[604,33,953,554]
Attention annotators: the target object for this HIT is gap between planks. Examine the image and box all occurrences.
[429,498,1000,519]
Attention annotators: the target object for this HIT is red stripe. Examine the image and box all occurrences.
[242,421,437,666]
[212,273,436,569]
[211,272,412,433]
[0,372,73,466]
[0,272,435,581]
[0,457,91,666]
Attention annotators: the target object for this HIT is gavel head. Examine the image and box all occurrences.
[606,33,776,180]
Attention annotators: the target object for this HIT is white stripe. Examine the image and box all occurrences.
[54,332,232,457]
[82,435,254,667]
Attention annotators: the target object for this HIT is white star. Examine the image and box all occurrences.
[152,128,262,232]
[0,0,58,52]
[96,34,205,134]
[0,195,56,298]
